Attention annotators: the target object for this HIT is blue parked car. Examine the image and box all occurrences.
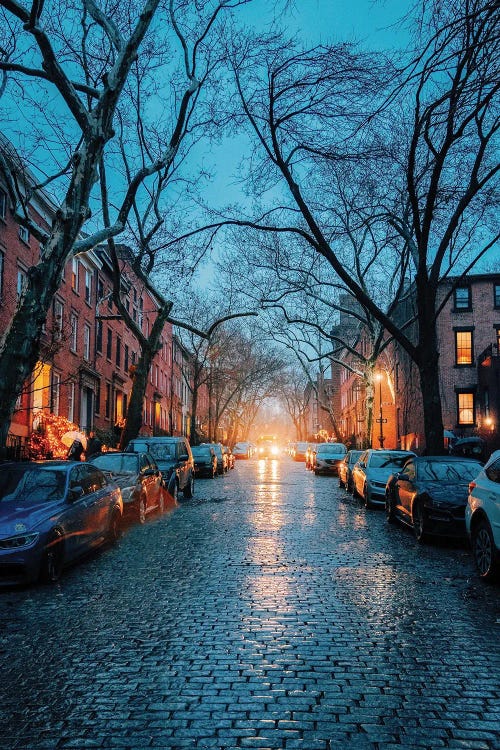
[0,461,123,586]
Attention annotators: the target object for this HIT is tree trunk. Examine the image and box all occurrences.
[418,350,444,455]
[0,260,64,447]
[119,347,153,449]
[190,386,199,445]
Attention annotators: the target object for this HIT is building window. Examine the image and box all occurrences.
[0,251,4,300]
[53,299,64,340]
[494,284,500,309]
[116,337,121,368]
[105,383,111,419]
[106,328,112,360]
[84,324,91,361]
[96,320,103,354]
[71,258,79,292]
[124,344,129,373]
[51,372,60,416]
[18,224,30,244]
[95,380,101,415]
[68,382,75,423]
[17,268,28,300]
[70,313,78,352]
[457,392,475,425]
[0,188,7,219]
[455,330,473,365]
[97,277,104,302]
[454,286,471,311]
[85,269,92,304]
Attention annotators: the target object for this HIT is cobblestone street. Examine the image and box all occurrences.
[1,458,499,750]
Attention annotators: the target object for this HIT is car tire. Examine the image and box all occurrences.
[183,475,194,499]
[108,509,122,544]
[138,496,147,524]
[40,530,64,583]
[385,494,396,524]
[471,519,499,581]
[412,500,427,543]
[347,477,353,494]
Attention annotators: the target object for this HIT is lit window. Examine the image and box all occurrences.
[70,313,78,352]
[458,393,475,425]
[455,330,473,365]
[71,258,79,292]
[454,286,471,311]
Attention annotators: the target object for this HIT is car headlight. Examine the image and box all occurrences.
[0,532,39,549]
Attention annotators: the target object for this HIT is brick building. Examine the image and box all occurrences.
[0,139,194,456]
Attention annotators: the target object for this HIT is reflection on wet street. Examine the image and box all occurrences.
[1,456,499,750]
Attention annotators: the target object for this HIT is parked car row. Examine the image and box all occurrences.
[0,435,238,587]
[336,447,500,582]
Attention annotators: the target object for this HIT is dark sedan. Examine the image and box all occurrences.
[89,452,164,523]
[191,445,217,479]
[385,455,483,542]
[0,461,123,585]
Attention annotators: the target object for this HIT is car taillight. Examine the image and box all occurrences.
[468,481,476,492]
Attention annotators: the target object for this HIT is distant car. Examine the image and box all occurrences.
[191,445,217,479]
[125,437,194,501]
[386,455,483,542]
[466,449,500,581]
[88,451,164,523]
[233,442,251,459]
[312,443,348,475]
[305,443,319,470]
[293,442,309,461]
[256,439,280,459]
[201,442,227,475]
[338,450,363,491]
[352,449,415,508]
[0,461,123,585]
[451,436,488,463]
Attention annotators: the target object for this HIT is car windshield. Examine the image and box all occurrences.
[132,442,174,461]
[317,444,346,455]
[417,460,481,482]
[370,452,411,469]
[91,454,138,474]
[0,467,67,503]
[192,447,211,457]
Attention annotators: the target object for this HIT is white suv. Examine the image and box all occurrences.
[466,449,500,581]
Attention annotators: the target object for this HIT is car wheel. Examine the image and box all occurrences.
[471,519,499,581]
[183,475,194,499]
[385,493,396,524]
[412,500,427,543]
[108,509,122,544]
[40,530,64,583]
[347,477,353,493]
[138,496,147,524]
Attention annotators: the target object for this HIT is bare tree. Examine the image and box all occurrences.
[220,0,499,454]
[0,0,250,447]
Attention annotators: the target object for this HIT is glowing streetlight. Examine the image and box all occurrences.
[375,372,387,448]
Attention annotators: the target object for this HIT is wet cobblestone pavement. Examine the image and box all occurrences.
[1,458,499,750]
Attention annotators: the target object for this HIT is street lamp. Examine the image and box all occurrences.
[375,372,387,448]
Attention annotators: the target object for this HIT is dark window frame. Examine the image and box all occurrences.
[453,286,472,312]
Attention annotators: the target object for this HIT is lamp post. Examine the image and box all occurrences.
[375,372,387,448]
